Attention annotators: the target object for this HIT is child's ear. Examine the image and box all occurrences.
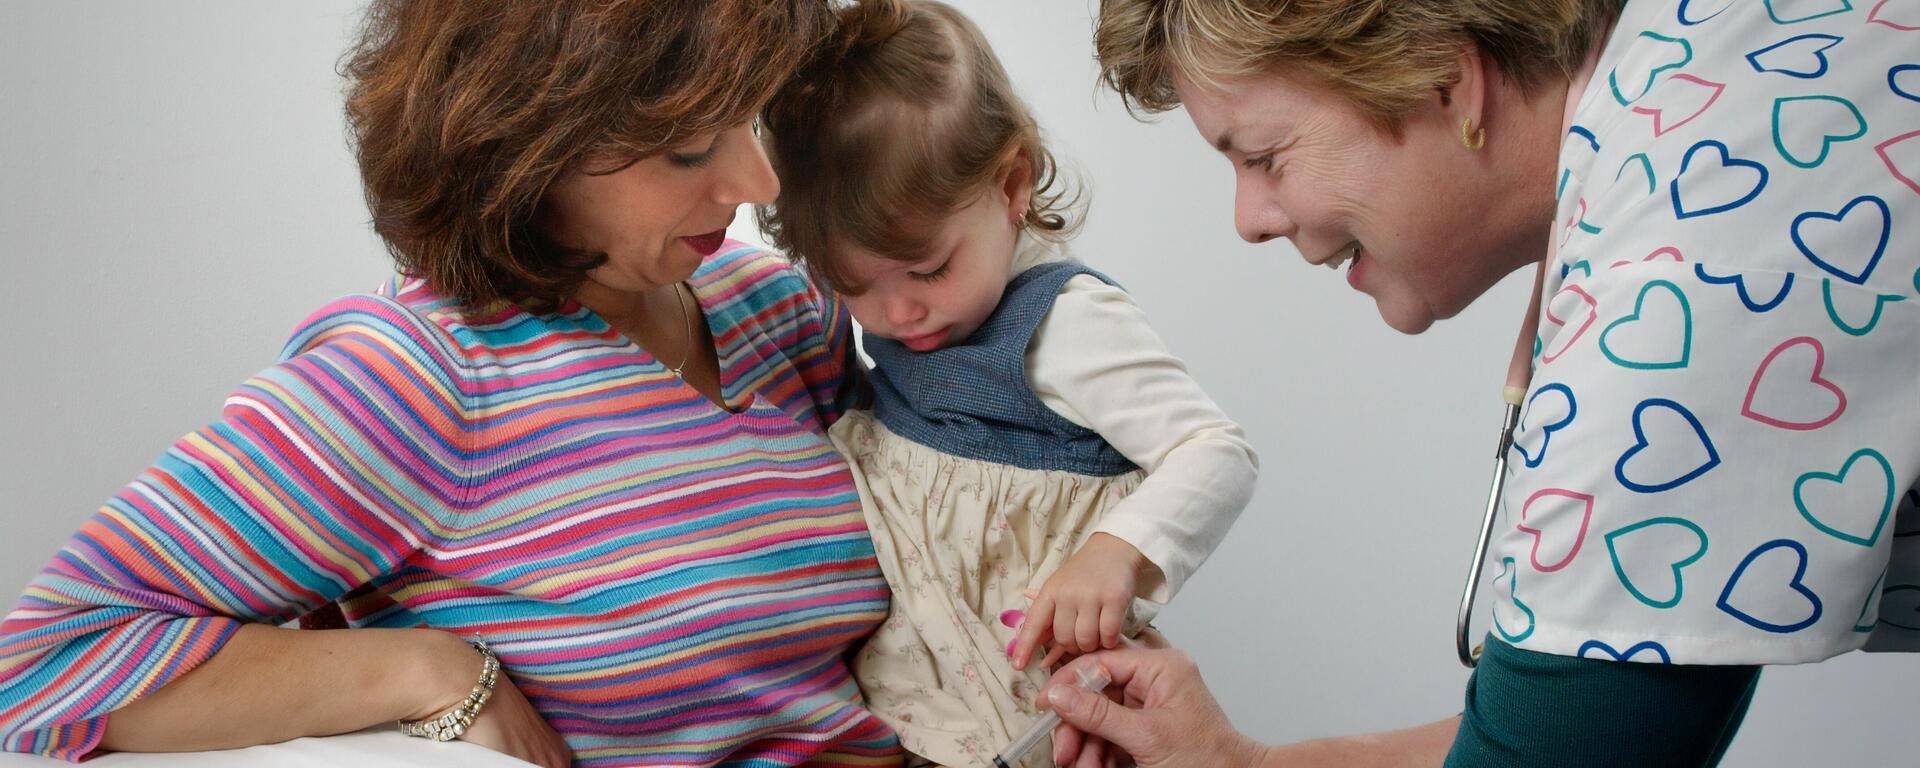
[997,149,1033,226]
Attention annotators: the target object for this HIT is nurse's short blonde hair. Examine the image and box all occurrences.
[1095,0,1624,129]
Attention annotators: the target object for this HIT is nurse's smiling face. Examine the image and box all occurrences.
[1175,70,1552,334]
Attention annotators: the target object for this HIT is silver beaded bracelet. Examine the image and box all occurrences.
[398,638,501,742]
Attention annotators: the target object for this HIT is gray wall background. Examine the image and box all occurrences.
[1,2,1911,764]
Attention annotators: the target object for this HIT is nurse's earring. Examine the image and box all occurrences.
[1460,117,1486,151]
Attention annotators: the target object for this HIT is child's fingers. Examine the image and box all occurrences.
[1074,605,1101,654]
[1040,643,1069,671]
[1099,604,1124,649]
[1052,602,1081,654]
[1010,594,1054,670]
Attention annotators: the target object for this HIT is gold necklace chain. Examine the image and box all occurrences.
[668,282,692,377]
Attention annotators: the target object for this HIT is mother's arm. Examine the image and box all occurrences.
[100,624,484,750]
[0,295,559,764]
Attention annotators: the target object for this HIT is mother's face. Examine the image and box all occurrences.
[1177,73,1530,334]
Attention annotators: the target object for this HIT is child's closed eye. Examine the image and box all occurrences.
[910,260,952,282]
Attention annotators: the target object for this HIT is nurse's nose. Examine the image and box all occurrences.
[1234,173,1297,245]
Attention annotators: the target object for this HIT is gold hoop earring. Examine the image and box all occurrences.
[1460,117,1486,150]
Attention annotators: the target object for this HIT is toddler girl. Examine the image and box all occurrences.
[759,2,1258,765]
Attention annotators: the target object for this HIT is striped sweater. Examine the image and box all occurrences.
[0,243,901,766]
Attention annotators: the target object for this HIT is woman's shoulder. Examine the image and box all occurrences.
[282,278,461,359]
[691,240,819,311]
[280,276,527,380]
[690,240,844,345]
[1561,0,1915,286]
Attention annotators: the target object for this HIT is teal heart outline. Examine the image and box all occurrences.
[1610,32,1693,105]
[1766,0,1854,25]
[1853,567,1888,632]
[1772,95,1867,169]
[1795,448,1895,547]
[1617,153,1657,197]
[1821,278,1906,336]
[1879,585,1920,631]
[1601,280,1692,370]
[1606,517,1709,609]
[1492,556,1536,643]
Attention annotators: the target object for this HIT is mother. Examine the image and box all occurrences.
[0,1,901,766]
[1047,0,1920,765]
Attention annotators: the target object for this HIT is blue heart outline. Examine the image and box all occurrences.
[1771,95,1867,169]
[1894,64,1920,103]
[1821,278,1906,336]
[1745,34,1843,78]
[1569,124,1599,151]
[1795,448,1895,547]
[1695,264,1795,312]
[1513,383,1577,468]
[1765,0,1854,25]
[1671,140,1770,220]
[1615,398,1722,493]
[1606,517,1709,609]
[1600,280,1693,370]
[1716,538,1823,633]
[1678,0,1736,24]
[1493,556,1536,643]
[1578,639,1673,663]
[1792,195,1890,285]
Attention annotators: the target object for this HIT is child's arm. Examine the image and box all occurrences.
[1010,274,1259,669]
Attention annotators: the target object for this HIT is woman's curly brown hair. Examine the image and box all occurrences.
[755,0,1081,293]
[343,0,833,311]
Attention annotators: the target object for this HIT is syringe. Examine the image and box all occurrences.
[990,663,1112,768]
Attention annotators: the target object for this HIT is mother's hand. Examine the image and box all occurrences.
[1042,646,1267,768]
[410,632,573,768]
[458,673,572,768]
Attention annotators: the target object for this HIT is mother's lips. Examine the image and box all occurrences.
[681,230,726,256]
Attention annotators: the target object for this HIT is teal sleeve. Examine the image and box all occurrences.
[1445,637,1760,768]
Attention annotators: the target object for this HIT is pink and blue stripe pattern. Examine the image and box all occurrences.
[0,243,900,765]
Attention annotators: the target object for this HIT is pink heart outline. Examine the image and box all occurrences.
[1611,246,1685,269]
[1741,336,1848,430]
[1542,284,1599,365]
[1868,0,1920,29]
[1518,488,1595,572]
[1560,198,1587,243]
[1875,130,1920,197]
[1630,74,1725,137]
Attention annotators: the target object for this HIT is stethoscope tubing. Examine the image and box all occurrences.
[1456,258,1548,668]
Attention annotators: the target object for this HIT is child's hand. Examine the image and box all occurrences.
[1010,533,1149,671]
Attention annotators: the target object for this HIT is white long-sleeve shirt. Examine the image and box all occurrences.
[1015,236,1259,602]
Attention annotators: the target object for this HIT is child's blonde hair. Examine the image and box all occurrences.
[758,0,1079,292]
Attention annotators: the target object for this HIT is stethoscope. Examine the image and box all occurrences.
[1454,259,1548,668]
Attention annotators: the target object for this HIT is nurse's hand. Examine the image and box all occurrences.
[1040,647,1268,768]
